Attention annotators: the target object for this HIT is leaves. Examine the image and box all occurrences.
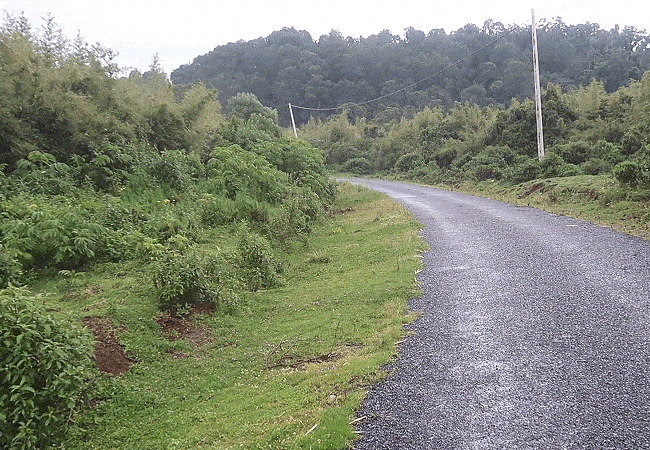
[0,286,94,449]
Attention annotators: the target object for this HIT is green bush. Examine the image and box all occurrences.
[342,157,374,175]
[581,157,610,175]
[462,146,517,181]
[237,226,282,291]
[394,152,423,173]
[0,244,22,288]
[0,199,108,271]
[153,251,218,314]
[199,194,238,226]
[540,153,583,178]
[0,286,94,450]
[614,160,643,186]
[207,145,288,204]
[506,158,541,183]
[269,189,323,246]
[552,141,592,165]
[429,146,457,169]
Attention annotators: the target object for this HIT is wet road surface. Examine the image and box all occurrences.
[342,179,650,450]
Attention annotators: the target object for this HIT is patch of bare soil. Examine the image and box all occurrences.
[332,207,354,215]
[519,182,549,198]
[83,316,132,376]
[155,302,215,349]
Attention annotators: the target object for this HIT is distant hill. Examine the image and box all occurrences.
[171,20,650,126]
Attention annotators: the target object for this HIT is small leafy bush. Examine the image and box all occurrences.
[237,225,282,291]
[613,160,649,187]
[428,145,458,169]
[199,194,238,226]
[153,251,218,313]
[0,199,109,271]
[269,189,322,246]
[506,158,541,183]
[342,157,374,175]
[581,157,610,175]
[207,145,288,204]
[0,244,23,288]
[0,286,95,450]
[394,152,423,173]
[540,152,583,178]
[552,141,592,165]
[462,146,518,181]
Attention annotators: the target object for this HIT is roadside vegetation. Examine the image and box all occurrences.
[301,77,650,239]
[0,15,424,450]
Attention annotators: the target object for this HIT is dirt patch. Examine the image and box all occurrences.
[519,182,548,198]
[156,303,214,348]
[83,316,132,376]
[332,207,354,215]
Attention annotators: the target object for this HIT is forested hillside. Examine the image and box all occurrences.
[171,20,650,126]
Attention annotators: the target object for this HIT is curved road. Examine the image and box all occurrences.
[342,178,650,449]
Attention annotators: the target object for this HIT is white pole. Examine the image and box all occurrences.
[288,103,298,138]
[531,9,545,160]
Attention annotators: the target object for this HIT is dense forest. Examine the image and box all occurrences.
[171,20,650,126]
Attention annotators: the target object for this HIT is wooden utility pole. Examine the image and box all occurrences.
[531,9,545,160]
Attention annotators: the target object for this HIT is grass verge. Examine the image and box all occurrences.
[40,182,425,449]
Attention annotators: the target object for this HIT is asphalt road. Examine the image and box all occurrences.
[341,178,650,450]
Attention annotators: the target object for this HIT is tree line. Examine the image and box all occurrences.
[299,75,650,189]
[171,20,650,126]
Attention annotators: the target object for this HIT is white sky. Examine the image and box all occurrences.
[2,0,649,75]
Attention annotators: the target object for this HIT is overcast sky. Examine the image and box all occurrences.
[3,0,649,75]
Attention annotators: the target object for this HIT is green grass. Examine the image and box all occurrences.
[37,182,425,449]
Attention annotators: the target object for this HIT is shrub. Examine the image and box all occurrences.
[593,140,624,166]
[207,145,288,204]
[233,193,271,224]
[394,152,423,173]
[0,200,108,271]
[613,160,643,186]
[342,157,374,175]
[0,244,23,288]
[429,146,457,169]
[269,189,323,246]
[552,141,592,165]
[462,146,517,181]
[199,194,238,226]
[540,153,583,178]
[237,225,282,291]
[153,251,218,313]
[507,158,541,183]
[581,157,610,175]
[0,286,94,450]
